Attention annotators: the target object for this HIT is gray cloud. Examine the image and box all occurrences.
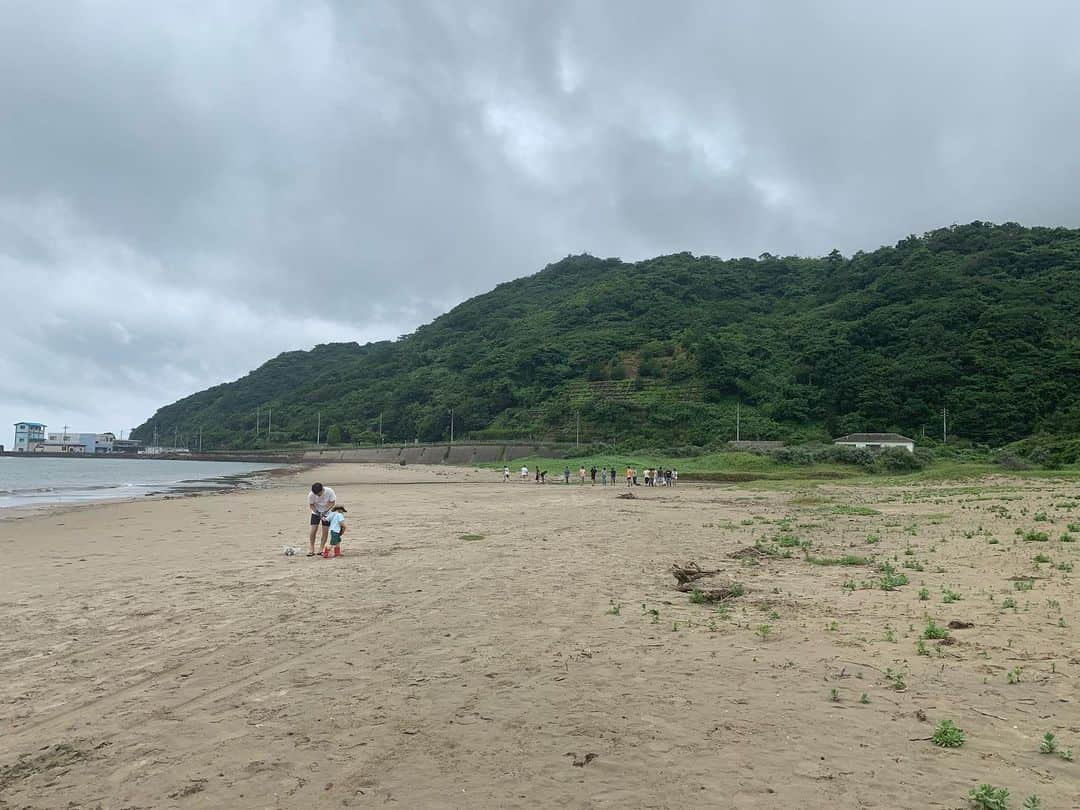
[2,0,1079,438]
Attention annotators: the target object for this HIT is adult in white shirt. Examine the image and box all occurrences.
[307,482,336,557]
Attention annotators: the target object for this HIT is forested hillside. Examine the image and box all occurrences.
[133,222,1080,449]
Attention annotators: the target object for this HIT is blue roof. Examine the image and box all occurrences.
[14,422,46,427]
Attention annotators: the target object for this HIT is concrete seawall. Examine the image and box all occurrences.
[302,443,570,465]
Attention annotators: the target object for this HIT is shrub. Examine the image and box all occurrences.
[968,784,1009,810]
[873,446,927,473]
[932,719,966,748]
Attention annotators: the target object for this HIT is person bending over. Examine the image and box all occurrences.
[307,481,336,557]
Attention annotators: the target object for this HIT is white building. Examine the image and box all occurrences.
[36,439,87,454]
[44,431,117,454]
[13,422,46,452]
[834,433,915,453]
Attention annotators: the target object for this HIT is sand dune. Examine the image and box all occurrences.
[1,463,1077,808]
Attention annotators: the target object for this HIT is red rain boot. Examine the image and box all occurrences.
[333,546,342,557]
[321,548,330,558]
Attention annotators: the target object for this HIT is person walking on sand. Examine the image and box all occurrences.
[610,467,617,486]
[579,466,587,485]
[600,467,607,486]
[520,464,529,482]
[323,505,347,558]
[307,482,336,557]
[563,466,571,484]
[503,466,511,482]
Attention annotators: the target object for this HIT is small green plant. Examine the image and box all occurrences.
[713,604,730,620]
[1002,597,1017,610]
[707,619,718,632]
[606,600,621,616]
[689,588,706,605]
[1032,553,1051,564]
[827,620,839,631]
[1006,666,1022,684]
[829,688,839,702]
[842,579,857,592]
[883,625,897,642]
[1057,561,1073,572]
[1039,731,1057,754]
[916,639,929,656]
[1059,617,1068,628]
[1024,530,1050,542]
[1061,532,1075,542]
[866,534,880,545]
[923,619,949,640]
[878,562,909,591]
[459,533,485,541]
[1014,578,1034,591]
[1059,747,1073,761]
[932,719,966,748]
[859,692,869,704]
[1033,511,1049,522]
[968,784,1009,810]
[942,588,962,604]
[1023,795,1042,810]
[988,538,999,545]
[1068,523,1080,533]
[918,587,930,601]
[885,667,907,691]
[755,623,773,640]
[769,610,780,620]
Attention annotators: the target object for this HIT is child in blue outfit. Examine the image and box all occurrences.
[323,505,347,558]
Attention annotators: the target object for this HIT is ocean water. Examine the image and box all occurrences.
[0,457,282,510]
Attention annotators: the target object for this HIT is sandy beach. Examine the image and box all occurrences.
[1,463,1077,809]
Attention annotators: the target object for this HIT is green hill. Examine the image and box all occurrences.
[133,222,1080,450]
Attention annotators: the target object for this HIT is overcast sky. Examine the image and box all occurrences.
[3,0,1080,441]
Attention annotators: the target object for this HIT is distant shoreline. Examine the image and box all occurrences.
[0,458,307,518]
[0,451,301,463]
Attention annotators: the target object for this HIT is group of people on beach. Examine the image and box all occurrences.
[502,464,677,487]
[305,462,679,556]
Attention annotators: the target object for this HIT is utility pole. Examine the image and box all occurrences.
[255,407,260,438]
[267,408,272,441]
[736,403,741,442]
[316,411,321,446]
[378,412,383,446]
[198,427,203,453]
[449,408,454,444]
[173,426,178,448]
[576,410,580,446]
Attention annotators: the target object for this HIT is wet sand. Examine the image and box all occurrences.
[1,463,1077,808]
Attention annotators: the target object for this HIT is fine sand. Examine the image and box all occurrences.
[1,463,1078,809]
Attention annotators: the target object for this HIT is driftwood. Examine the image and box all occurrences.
[669,562,744,602]
[675,581,744,602]
[947,620,974,629]
[616,492,637,500]
[670,562,719,585]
